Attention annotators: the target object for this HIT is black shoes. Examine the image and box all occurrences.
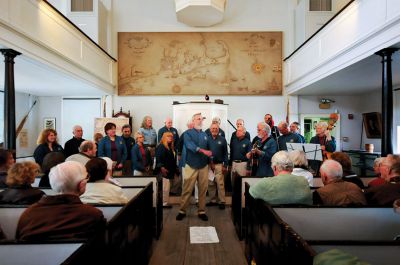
[206,201,218,206]
[198,213,209,221]
[176,213,186,221]
[219,204,226,210]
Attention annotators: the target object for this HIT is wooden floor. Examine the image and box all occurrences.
[148,204,247,265]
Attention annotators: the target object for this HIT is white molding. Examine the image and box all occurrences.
[0,0,115,93]
[285,0,400,94]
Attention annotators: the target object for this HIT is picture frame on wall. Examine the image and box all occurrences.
[43,117,56,130]
[363,112,382,139]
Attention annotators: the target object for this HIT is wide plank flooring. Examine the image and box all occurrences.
[149,205,247,265]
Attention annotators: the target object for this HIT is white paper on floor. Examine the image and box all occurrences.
[190,226,219,244]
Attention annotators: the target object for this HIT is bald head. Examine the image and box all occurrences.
[165,117,173,129]
[278,121,289,135]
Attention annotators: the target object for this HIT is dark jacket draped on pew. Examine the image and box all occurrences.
[0,185,45,205]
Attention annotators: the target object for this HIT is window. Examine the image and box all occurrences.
[71,0,93,12]
[310,0,332,11]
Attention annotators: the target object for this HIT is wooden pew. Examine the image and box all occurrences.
[0,185,153,265]
[0,242,87,265]
[95,183,153,265]
[114,176,163,239]
[244,183,400,265]
[232,175,375,240]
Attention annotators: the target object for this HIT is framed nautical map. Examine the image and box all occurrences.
[118,32,282,95]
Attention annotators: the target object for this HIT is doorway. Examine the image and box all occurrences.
[300,113,340,151]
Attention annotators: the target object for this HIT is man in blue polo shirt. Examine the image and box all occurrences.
[277,121,302,151]
[230,126,252,179]
[207,123,228,209]
[158,117,179,148]
[176,113,212,221]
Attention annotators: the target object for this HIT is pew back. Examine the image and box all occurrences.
[0,243,84,265]
[274,207,400,241]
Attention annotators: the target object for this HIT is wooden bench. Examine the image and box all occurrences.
[244,183,400,265]
[114,176,163,239]
[0,184,153,265]
[231,175,375,240]
[0,242,87,265]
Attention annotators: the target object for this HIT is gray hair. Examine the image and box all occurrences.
[320,160,343,181]
[100,157,113,171]
[212,117,221,124]
[79,140,95,153]
[73,125,82,131]
[49,161,86,194]
[259,122,271,136]
[374,157,384,167]
[288,150,308,168]
[271,151,294,172]
[316,121,328,130]
[192,113,202,121]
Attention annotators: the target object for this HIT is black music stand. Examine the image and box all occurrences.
[286,143,323,161]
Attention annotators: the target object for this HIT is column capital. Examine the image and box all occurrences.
[0,49,21,59]
[375,48,399,58]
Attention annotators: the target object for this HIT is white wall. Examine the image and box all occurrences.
[15,93,39,158]
[109,0,295,140]
[298,93,382,152]
[359,91,382,153]
[113,95,286,142]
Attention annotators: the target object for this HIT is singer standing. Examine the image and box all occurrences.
[176,113,212,221]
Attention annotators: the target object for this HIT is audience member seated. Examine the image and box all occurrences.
[313,160,367,206]
[33,128,64,166]
[99,157,120,186]
[330,152,364,189]
[80,158,128,204]
[313,249,370,265]
[39,152,65,187]
[16,161,105,241]
[367,157,386,188]
[0,149,15,188]
[288,150,313,186]
[66,140,97,165]
[249,151,312,205]
[0,162,44,205]
[365,158,400,206]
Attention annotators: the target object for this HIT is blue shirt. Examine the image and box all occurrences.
[158,126,179,147]
[138,127,157,146]
[296,133,306,143]
[229,136,252,164]
[208,135,228,166]
[183,128,210,169]
[277,132,302,151]
[98,136,127,164]
[254,137,278,177]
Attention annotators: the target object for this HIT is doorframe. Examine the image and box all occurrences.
[300,113,341,151]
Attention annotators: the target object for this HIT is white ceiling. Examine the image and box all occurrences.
[0,48,109,96]
[291,47,400,96]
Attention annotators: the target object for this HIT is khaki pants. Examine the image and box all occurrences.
[179,164,208,214]
[208,164,226,204]
[162,177,171,206]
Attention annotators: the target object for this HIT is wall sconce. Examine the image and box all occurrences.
[319,98,335,109]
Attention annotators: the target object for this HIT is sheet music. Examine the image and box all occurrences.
[190,226,219,244]
[286,143,323,161]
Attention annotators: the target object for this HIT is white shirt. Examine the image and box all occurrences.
[292,168,313,186]
[80,181,128,204]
